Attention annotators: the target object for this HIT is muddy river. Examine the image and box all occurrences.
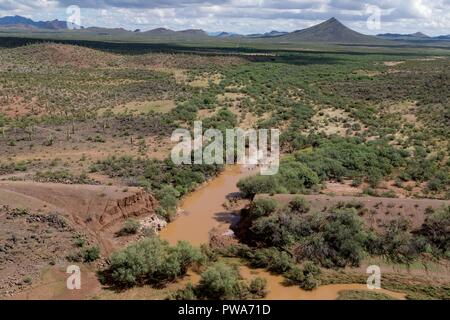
[160,165,406,300]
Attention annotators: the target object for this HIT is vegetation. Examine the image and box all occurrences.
[170,262,268,300]
[117,219,141,236]
[337,290,397,300]
[101,237,202,288]
[91,156,222,219]
[236,197,450,283]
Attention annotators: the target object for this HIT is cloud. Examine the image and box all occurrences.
[0,0,449,35]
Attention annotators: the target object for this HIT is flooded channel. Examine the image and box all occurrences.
[160,165,405,300]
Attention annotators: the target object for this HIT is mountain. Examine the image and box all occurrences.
[411,32,430,38]
[178,29,208,37]
[142,27,176,36]
[212,31,242,38]
[434,35,450,40]
[264,30,289,37]
[0,15,74,30]
[377,32,430,40]
[248,30,289,38]
[278,17,385,44]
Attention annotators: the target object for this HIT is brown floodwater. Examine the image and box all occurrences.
[160,165,406,300]
[160,165,255,246]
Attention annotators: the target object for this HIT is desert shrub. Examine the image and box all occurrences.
[83,246,100,262]
[246,203,369,268]
[381,218,420,264]
[337,290,397,300]
[277,161,320,192]
[202,108,238,131]
[244,248,295,274]
[195,263,267,300]
[237,163,319,199]
[104,238,202,287]
[237,175,280,199]
[118,219,140,236]
[196,263,243,300]
[295,138,405,182]
[284,260,322,290]
[248,277,268,298]
[419,206,450,257]
[288,196,310,214]
[248,198,278,218]
[169,283,198,300]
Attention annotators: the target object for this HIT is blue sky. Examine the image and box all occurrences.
[0,0,449,35]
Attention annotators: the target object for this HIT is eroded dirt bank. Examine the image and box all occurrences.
[0,181,160,298]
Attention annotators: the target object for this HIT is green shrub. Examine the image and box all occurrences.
[419,206,450,257]
[288,196,310,214]
[249,198,278,218]
[118,219,140,236]
[196,263,242,300]
[104,238,201,287]
[237,175,280,199]
[83,246,100,262]
[248,277,268,298]
[195,263,268,300]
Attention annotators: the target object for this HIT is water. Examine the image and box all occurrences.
[160,165,405,300]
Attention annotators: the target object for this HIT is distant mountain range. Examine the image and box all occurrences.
[0,15,72,30]
[1,15,449,44]
[377,32,430,40]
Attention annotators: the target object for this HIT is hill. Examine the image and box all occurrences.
[0,15,72,30]
[377,32,431,40]
[277,17,387,44]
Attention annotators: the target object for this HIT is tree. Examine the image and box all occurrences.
[237,175,279,199]
[196,263,241,300]
[419,206,450,257]
[105,237,201,287]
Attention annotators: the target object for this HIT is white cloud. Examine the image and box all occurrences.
[0,0,448,35]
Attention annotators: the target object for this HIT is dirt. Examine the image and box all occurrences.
[0,180,163,298]
[12,43,122,69]
[384,61,405,67]
[0,205,78,297]
[98,100,177,116]
[0,181,159,253]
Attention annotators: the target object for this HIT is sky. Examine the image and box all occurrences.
[0,0,449,36]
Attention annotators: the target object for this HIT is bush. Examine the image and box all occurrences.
[247,204,370,268]
[245,248,295,274]
[288,196,310,214]
[83,246,100,262]
[419,206,450,257]
[104,238,202,287]
[237,175,279,199]
[381,218,418,264]
[284,261,321,290]
[196,263,242,300]
[249,198,278,218]
[248,277,268,298]
[118,219,140,236]
[195,263,268,300]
